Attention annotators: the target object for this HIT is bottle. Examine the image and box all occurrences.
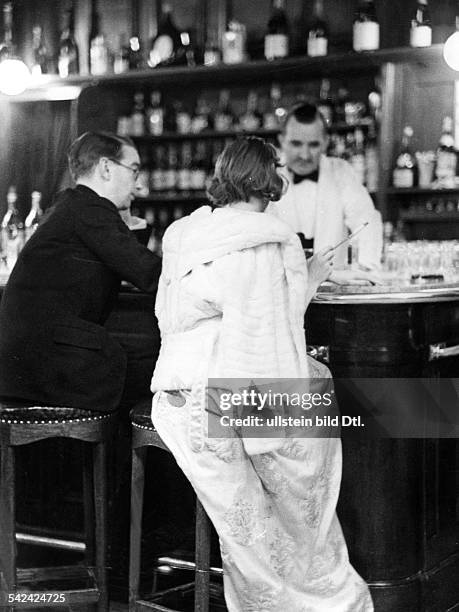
[164,144,178,191]
[203,34,221,66]
[174,99,192,134]
[1,187,24,271]
[222,20,247,64]
[0,2,13,62]
[130,92,145,137]
[58,4,79,78]
[148,2,182,68]
[410,0,432,48]
[264,0,289,61]
[365,121,379,192]
[350,128,366,184]
[435,116,457,187]
[317,78,334,127]
[145,91,164,136]
[177,142,192,192]
[262,83,286,129]
[31,25,49,76]
[151,145,167,192]
[392,126,416,188]
[89,4,109,75]
[25,191,43,241]
[214,89,235,132]
[179,31,196,67]
[191,96,213,133]
[113,33,130,74]
[190,140,208,191]
[239,90,263,131]
[353,0,380,52]
[128,35,143,70]
[307,0,329,57]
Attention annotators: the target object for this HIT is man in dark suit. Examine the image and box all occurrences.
[0,132,161,413]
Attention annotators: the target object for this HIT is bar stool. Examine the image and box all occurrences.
[129,399,222,612]
[0,399,115,611]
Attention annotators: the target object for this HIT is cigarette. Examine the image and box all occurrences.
[330,222,369,251]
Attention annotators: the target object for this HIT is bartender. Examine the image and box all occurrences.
[267,102,383,278]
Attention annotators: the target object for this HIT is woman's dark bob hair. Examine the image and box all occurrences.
[207,137,286,207]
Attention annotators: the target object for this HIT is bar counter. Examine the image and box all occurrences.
[1,278,459,611]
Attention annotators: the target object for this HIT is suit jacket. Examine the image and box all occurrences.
[267,155,383,269]
[0,185,161,413]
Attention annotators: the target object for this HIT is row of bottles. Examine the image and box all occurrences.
[392,118,458,189]
[1,188,43,271]
[405,197,459,216]
[10,0,438,80]
[117,82,379,138]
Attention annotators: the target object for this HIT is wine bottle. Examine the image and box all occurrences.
[222,20,247,64]
[128,35,143,70]
[191,96,213,133]
[262,83,286,129]
[58,4,79,78]
[113,33,130,74]
[353,0,380,52]
[214,89,235,132]
[1,187,24,271]
[31,26,49,76]
[146,91,164,136]
[307,0,329,57]
[89,4,109,75]
[410,0,432,48]
[317,78,334,127]
[435,116,457,187]
[392,126,416,188]
[240,90,263,131]
[25,191,43,241]
[264,0,289,61]
[130,92,146,136]
[148,2,182,68]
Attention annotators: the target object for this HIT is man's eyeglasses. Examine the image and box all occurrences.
[108,158,140,180]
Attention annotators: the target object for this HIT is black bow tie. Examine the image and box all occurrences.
[291,170,319,184]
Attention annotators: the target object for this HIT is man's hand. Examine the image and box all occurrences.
[307,246,335,288]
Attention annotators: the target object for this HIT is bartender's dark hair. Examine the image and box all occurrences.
[281,102,327,133]
[207,137,286,207]
[68,131,135,180]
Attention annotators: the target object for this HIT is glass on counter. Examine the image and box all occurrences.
[383,240,459,283]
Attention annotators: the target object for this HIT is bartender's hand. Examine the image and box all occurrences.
[307,246,335,288]
[329,268,384,285]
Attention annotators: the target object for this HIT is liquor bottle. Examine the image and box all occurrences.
[130,92,146,136]
[203,34,221,66]
[146,91,164,136]
[58,4,79,78]
[151,145,167,192]
[179,31,196,67]
[353,0,380,52]
[89,3,109,75]
[214,89,235,132]
[0,1,13,62]
[190,140,208,191]
[113,33,130,74]
[25,191,43,241]
[264,0,289,61]
[191,96,213,133]
[307,0,329,57]
[174,99,192,134]
[317,78,334,126]
[392,126,416,188]
[240,90,263,131]
[262,83,286,129]
[435,116,457,187]
[350,128,366,184]
[177,142,192,192]
[1,187,24,271]
[222,20,247,64]
[410,0,432,48]
[148,2,182,68]
[128,35,143,70]
[164,144,178,191]
[334,87,349,123]
[31,25,49,76]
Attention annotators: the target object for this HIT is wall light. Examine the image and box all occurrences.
[443,16,459,71]
[0,57,31,95]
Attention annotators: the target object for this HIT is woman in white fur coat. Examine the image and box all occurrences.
[150,137,373,611]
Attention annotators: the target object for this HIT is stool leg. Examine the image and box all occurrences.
[0,444,16,603]
[93,441,108,612]
[194,498,211,612]
[129,446,147,612]
[83,443,95,566]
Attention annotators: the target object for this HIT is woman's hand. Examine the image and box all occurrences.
[307,246,334,288]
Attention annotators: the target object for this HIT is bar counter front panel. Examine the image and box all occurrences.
[2,282,459,611]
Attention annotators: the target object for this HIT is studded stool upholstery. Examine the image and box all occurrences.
[0,400,115,611]
[129,399,219,612]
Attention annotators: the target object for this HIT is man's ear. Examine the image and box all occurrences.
[97,157,111,181]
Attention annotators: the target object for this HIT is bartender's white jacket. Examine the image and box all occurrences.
[267,154,383,269]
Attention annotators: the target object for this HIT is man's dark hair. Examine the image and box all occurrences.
[207,137,286,207]
[281,102,327,134]
[68,131,135,180]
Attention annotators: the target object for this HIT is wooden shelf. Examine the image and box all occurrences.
[400,211,459,222]
[135,192,208,204]
[387,187,459,196]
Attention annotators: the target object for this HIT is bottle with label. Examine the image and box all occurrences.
[214,89,235,132]
[146,91,164,136]
[435,116,457,187]
[89,4,109,76]
[1,187,24,271]
[240,90,263,131]
[350,128,366,184]
[410,0,432,48]
[392,126,416,188]
[58,4,79,78]
[307,0,329,57]
[222,20,247,64]
[263,83,286,129]
[317,78,334,127]
[191,96,213,133]
[148,2,182,68]
[264,0,289,61]
[25,191,43,241]
[203,34,221,66]
[353,0,380,52]
[130,92,146,137]
[113,33,130,74]
[31,25,49,76]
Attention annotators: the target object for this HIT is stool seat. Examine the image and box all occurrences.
[130,398,155,430]
[0,402,110,424]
